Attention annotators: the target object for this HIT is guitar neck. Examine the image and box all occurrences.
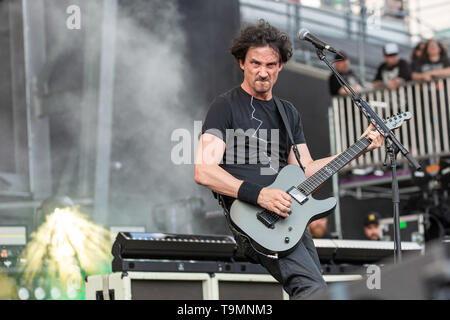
[297,136,371,194]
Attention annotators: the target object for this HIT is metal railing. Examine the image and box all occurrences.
[329,77,450,172]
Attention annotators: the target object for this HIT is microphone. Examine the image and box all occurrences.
[298,28,339,54]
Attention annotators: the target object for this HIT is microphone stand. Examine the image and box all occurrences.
[384,141,403,263]
[315,48,421,264]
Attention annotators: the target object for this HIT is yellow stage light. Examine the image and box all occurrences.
[19,204,113,299]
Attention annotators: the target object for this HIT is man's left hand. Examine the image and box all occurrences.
[361,123,385,152]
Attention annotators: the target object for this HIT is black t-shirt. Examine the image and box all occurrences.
[201,86,306,206]
[374,59,411,83]
[412,55,450,73]
[328,70,361,96]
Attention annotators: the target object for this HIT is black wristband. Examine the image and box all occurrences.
[237,181,263,205]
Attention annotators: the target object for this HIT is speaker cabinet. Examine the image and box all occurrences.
[85,272,211,300]
[85,271,365,300]
[212,274,287,300]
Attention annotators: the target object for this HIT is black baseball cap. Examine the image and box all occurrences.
[364,212,380,226]
[334,51,347,62]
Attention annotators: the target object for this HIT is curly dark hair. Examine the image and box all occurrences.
[419,39,449,64]
[410,41,425,64]
[230,19,292,64]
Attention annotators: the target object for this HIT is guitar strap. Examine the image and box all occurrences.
[273,96,304,171]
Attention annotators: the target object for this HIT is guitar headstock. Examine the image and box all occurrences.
[384,111,412,130]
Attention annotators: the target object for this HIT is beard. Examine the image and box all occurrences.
[366,232,379,240]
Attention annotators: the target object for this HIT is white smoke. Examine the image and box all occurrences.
[30,0,216,233]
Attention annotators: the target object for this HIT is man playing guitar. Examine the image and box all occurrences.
[194,20,384,299]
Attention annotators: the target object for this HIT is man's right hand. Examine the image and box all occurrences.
[257,187,292,217]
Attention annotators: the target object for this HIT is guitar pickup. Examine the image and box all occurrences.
[257,209,283,229]
[287,186,308,205]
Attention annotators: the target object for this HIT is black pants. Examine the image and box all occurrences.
[231,226,327,300]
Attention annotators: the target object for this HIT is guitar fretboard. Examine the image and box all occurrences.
[297,136,371,194]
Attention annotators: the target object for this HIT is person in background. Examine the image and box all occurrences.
[410,41,426,66]
[308,217,333,239]
[328,51,363,96]
[363,212,381,241]
[411,39,450,82]
[373,43,411,90]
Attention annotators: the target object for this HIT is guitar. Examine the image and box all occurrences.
[229,112,412,257]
